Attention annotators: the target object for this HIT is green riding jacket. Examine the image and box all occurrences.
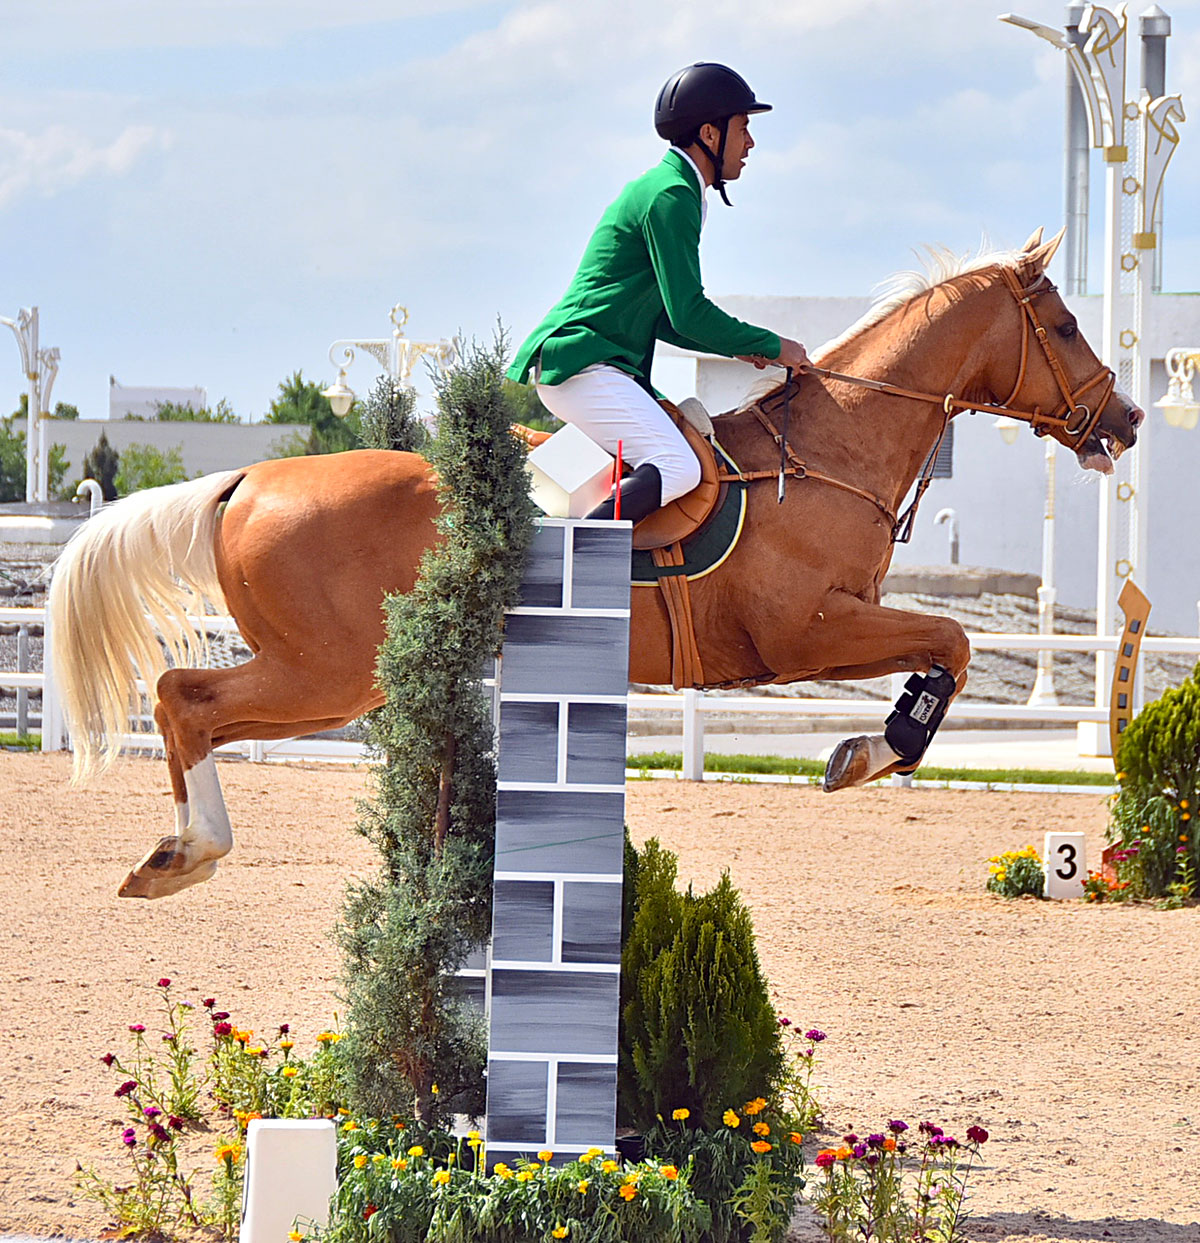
[507,148,781,392]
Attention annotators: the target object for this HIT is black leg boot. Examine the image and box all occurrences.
[586,463,663,525]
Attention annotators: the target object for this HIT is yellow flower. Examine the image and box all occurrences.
[446,1153,456,1166]
[584,1147,603,1158]
[835,1146,852,1161]
[431,1083,439,1095]
[280,1039,295,1051]
[467,1137,481,1149]
[788,1132,803,1145]
[392,1158,408,1171]
[337,1108,350,1116]
[576,1179,590,1193]
[553,1227,569,1239]
[1182,799,1190,810]
[288,1232,304,1242]
[526,1162,541,1171]
[495,1163,512,1179]
[601,1160,619,1173]
[373,1154,387,1164]
[214,1142,243,1164]
[354,1154,368,1169]
[751,1140,772,1154]
[467,1130,481,1141]
[516,1170,534,1182]
[317,1031,338,1044]
[342,1121,359,1132]
[619,1184,638,1201]
[407,1145,425,1157]
[433,1169,451,1186]
[671,1107,690,1121]
[723,1109,741,1128]
[538,1149,553,1162]
[743,1097,767,1116]
[661,1165,678,1180]
[281,1066,298,1078]
[753,1121,770,1136]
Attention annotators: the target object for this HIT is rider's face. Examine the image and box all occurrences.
[720,113,753,181]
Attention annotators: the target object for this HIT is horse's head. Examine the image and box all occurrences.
[1002,228,1144,476]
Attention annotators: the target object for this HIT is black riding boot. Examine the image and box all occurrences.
[586,462,663,526]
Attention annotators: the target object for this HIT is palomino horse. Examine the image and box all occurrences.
[49,229,1142,898]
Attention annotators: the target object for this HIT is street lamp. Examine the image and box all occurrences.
[1154,347,1200,429]
[322,304,458,417]
[1,306,59,503]
[995,417,1060,707]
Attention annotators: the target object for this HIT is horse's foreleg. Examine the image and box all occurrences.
[780,591,970,792]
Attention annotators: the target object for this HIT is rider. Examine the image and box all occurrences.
[508,62,810,526]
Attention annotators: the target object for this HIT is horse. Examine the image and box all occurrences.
[48,228,1142,898]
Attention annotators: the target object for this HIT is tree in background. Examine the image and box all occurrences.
[358,374,429,454]
[114,443,188,495]
[10,394,81,420]
[80,432,120,501]
[142,398,240,423]
[265,370,361,454]
[0,416,71,502]
[503,378,561,433]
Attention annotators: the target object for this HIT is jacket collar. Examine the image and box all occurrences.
[662,147,708,225]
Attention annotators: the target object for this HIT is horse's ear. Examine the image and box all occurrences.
[1021,227,1045,251]
[1017,226,1066,280]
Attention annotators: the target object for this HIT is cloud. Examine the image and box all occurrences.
[4,0,497,50]
[0,124,170,209]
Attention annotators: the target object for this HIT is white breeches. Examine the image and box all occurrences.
[536,363,702,504]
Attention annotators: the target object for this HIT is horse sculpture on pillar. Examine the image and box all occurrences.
[48,229,1142,898]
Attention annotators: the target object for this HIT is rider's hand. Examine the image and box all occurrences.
[736,354,772,370]
[774,337,810,371]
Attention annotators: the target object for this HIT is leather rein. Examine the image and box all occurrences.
[724,267,1116,544]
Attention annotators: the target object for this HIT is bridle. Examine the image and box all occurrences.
[737,266,1118,543]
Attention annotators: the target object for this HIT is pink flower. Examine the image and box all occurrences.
[129,1024,146,1034]
[115,1080,137,1098]
[157,978,172,989]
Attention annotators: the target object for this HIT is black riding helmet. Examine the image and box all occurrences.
[654,63,771,206]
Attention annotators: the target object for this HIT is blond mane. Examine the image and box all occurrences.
[737,243,1024,411]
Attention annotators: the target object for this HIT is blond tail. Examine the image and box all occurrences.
[47,470,244,780]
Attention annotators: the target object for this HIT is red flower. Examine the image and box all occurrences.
[157,978,172,988]
[363,1205,378,1221]
[966,1125,989,1145]
[214,1022,233,1037]
[203,998,216,1008]
[815,1151,836,1170]
[279,1023,290,1035]
[115,1080,137,1098]
[101,1053,116,1067]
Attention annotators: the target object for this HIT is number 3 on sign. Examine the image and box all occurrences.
[1043,832,1086,900]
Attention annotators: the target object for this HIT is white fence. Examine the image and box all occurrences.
[6,604,1200,776]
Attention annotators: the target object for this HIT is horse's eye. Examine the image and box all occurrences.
[1058,321,1077,339]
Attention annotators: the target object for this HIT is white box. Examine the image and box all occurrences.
[239,1119,338,1243]
[1043,831,1086,900]
[526,423,615,518]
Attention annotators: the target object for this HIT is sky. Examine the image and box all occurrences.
[2,0,1199,421]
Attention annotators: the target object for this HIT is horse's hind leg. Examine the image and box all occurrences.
[118,656,375,899]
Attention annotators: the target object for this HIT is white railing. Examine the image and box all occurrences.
[6,603,1200,774]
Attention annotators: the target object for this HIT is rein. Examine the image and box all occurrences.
[728,267,1117,544]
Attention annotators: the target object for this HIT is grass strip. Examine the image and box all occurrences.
[0,730,40,750]
[626,750,1115,787]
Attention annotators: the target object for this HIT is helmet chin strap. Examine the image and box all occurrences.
[694,117,732,206]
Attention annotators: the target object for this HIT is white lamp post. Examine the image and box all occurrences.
[322,304,458,416]
[1,306,59,503]
[995,416,1060,707]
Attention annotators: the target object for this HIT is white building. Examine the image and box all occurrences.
[668,291,1200,635]
[109,375,207,421]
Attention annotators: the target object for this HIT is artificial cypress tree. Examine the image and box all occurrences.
[358,373,429,454]
[336,336,535,1123]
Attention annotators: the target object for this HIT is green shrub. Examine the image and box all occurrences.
[359,373,430,454]
[619,840,783,1134]
[1109,662,1200,899]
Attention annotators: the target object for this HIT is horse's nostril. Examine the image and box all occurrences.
[1130,406,1146,428]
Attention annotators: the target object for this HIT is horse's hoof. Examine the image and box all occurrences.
[118,837,218,899]
[822,736,873,792]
